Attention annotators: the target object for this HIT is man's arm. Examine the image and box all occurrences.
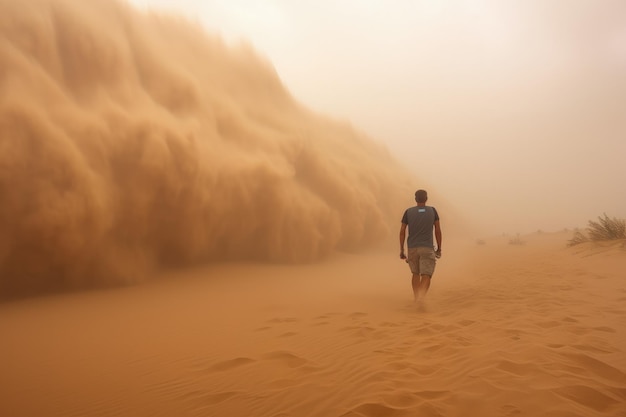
[399,222,407,259]
[434,220,442,256]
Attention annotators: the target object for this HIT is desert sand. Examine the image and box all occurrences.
[1,2,625,416]
[1,232,625,417]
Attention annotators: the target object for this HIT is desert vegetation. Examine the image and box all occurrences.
[567,214,626,246]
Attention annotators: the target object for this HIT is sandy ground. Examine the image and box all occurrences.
[1,232,625,417]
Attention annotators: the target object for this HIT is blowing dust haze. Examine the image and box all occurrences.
[2,0,625,298]
[134,0,626,236]
[0,0,419,297]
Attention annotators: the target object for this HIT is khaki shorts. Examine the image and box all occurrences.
[407,247,436,276]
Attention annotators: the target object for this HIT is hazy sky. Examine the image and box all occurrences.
[128,0,626,235]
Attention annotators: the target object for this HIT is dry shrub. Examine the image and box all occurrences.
[568,214,626,246]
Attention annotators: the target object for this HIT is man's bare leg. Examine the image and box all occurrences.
[417,275,432,299]
[411,274,421,302]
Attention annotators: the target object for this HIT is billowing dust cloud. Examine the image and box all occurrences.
[0,0,415,297]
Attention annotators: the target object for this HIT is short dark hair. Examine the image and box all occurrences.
[415,189,428,203]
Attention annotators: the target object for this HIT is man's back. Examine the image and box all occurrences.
[401,206,439,248]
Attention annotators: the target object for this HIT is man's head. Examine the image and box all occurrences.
[415,189,428,204]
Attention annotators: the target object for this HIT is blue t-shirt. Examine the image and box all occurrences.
[401,206,439,248]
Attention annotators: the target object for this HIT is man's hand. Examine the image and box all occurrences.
[435,249,442,259]
[400,251,406,260]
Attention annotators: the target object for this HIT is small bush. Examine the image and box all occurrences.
[568,214,626,246]
[568,230,588,246]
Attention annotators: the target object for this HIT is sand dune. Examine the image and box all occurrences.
[1,232,625,417]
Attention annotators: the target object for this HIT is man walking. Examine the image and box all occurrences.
[399,189,442,302]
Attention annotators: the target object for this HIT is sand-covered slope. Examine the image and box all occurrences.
[0,0,414,298]
[1,233,625,417]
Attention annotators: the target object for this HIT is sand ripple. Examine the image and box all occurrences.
[1,234,625,416]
